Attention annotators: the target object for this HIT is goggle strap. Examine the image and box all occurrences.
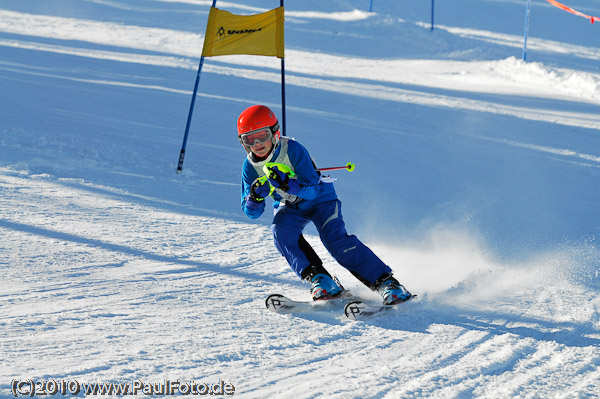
[270,121,279,134]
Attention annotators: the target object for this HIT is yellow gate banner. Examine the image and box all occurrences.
[202,7,284,58]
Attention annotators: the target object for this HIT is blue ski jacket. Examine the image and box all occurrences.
[241,137,337,219]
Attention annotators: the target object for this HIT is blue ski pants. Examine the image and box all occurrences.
[271,199,392,285]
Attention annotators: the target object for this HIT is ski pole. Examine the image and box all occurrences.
[318,162,355,172]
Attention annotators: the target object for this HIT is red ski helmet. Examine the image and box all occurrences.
[237,105,280,152]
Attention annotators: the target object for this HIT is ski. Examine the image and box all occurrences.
[265,290,354,314]
[343,295,417,320]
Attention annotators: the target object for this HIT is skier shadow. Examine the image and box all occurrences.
[357,301,600,349]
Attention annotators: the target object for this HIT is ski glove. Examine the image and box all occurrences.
[266,165,300,195]
[244,196,263,210]
[249,177,271,202]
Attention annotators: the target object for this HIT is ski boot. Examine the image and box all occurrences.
[377,275,412,305]
[301,264,344,301]
[310,274,343,300]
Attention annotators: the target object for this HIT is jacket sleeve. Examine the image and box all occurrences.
[241,161,265,219]
[287,140,324,200]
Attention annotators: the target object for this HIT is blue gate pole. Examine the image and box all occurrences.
[431,0,435,31]
[176,56,206,173]
[522,0,531,61]
[281,58,286,137]
[369,0,373,12]
[176,0,217,174]
[281,0,286,136]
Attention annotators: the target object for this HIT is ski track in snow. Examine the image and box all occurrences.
[1,9,600,107]
[1,0,600,397]
[2,167,600,398]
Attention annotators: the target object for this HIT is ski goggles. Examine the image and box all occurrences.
[239,128,273,147]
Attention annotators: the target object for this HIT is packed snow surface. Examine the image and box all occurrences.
[1,0,599,397]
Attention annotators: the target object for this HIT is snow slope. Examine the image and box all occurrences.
[1,0,599,397]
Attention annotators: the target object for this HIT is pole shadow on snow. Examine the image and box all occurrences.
[54,174,245,222]
[0,218,293,288]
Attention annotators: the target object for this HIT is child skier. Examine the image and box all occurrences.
[238,104,412,305]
